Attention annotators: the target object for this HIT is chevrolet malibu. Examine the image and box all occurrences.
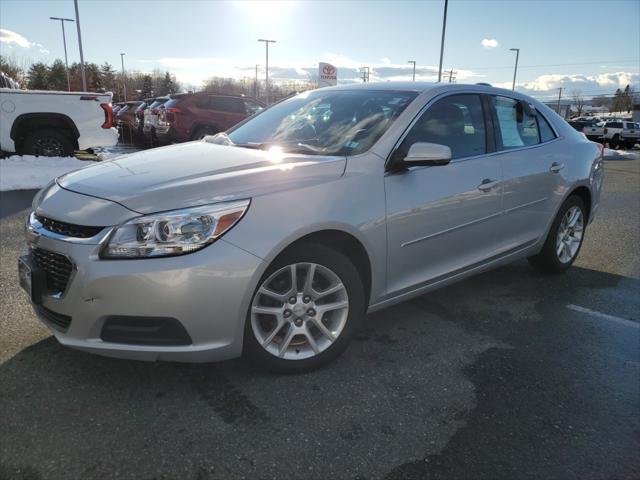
[20,83,604,372]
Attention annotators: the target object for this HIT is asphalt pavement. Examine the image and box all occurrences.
[0,157,638,480]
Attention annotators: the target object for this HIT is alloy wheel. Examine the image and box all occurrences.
[250,262,349,360]
[556,206,584,263]
[34,137,65,157]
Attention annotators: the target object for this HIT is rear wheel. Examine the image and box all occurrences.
[22,129,74,157]
[244,243,365,373]
[528,195,586,274]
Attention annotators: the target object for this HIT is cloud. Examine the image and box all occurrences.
[0,28,49,54]
[481,38,499,49]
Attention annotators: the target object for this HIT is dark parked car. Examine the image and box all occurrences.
[156,93,264,143]
[116,101,143,135]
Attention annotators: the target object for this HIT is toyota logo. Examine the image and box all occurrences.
[322,65,336,76]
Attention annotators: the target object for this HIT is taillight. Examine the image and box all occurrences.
[598,143,604,160]
[164,107,180,123]
[100,103,113,129]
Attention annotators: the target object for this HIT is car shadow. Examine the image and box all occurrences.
[0,189,37,219]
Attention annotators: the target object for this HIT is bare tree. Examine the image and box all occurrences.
[571,89,585,117]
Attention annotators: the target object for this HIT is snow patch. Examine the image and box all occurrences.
[0,155,97,191]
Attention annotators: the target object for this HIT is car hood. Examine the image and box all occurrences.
[58,141,346,214]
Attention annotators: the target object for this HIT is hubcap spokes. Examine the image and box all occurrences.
[556,206,584,263]
[35,138,64,157]
[251,262,349,360]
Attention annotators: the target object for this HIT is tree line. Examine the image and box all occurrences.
[0,55,179,102]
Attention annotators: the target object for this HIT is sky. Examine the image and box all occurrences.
[1,0,639,102]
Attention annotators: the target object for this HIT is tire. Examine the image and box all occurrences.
[528,195,587,274]
[610,134,620,150]
[191,126,219,141]
[22,129,74,157]
[244,243,365,373]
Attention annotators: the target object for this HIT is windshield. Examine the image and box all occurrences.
[219,89,418,156]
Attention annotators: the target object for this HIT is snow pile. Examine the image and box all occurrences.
[603,148,639,160]
[0,155,96,191]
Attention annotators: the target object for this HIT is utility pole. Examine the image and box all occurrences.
[49,17,74,91]
[120,53,127,101]
[254,64,259,99]
[258,39,276,105]
[437,0,448,82]
[73,0,87,91]
[408,60,416,81]
[360,67,370,83]
[509,48,520,91]
[557,87,563,116]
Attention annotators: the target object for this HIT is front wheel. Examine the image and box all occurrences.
[244,243,365,373]
[528,195,587,274]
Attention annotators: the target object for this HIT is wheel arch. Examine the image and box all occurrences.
[263,228,373,306]
[569,185,592,220]
[11,113,80,151]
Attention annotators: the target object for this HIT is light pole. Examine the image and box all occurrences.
[73,0,87,91]
[360,67,370,83]
[437,0,448,82]
[408,60,416,81]
[120,53,127,101]
[49,17,74,91]
[258,39,276,104]
[509,48,520,91]
[255,64,259,99]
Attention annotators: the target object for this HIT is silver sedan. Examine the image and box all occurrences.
[20,82,604,372]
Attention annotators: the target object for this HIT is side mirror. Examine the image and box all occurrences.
[403,142,452,166]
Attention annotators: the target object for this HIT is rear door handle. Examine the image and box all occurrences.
[550,162,565,173]
[477,179,499,192]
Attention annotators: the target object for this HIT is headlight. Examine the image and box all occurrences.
[101,200,249,259]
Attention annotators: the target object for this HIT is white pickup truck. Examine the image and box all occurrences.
[0,83,118,157]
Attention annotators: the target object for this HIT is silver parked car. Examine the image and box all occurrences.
[20,83,604,372]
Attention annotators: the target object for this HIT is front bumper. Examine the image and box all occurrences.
[25,225,264,363]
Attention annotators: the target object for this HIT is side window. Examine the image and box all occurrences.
[195,96,210,109]
[210,96,244,113]
[400,94,486,159]
[537,114,556,143]
[494,96,539,149]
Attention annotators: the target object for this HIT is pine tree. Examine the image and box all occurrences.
[27,62,49,90]
[158,71,178,95]
[100,62,117,94]
[86,63,103,91]
[48,59,68,91]
[141,74,153,99]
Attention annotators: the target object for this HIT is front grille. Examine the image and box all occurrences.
[35,214,104,238]
[35,305,72,331]
[31,248,73,294]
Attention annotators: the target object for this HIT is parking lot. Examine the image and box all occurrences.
[0,156,638,480]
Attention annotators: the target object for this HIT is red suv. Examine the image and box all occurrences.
[156,93,264,143]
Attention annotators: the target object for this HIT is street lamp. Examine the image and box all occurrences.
[258,39,276,105]
[120,53,127,101]
[49,16,74,91]
[408,60,416,81]
[509,48,520,91]
[255,64,259,99]
[73,0,87,91]
[437,0,449,82]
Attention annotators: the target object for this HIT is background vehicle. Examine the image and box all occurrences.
[156,92,264,143]
[23,83,603,372]
[115,101,144,141]
[604,120,637,149]
[579,120,605,142]
[142,96,169,144]
[133,100,151,137]
[0,87,117,156]
[619,122,639,149]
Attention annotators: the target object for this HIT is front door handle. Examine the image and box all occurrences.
[550,162,565,173]
[478,178,499,192]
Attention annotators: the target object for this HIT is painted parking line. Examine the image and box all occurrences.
[566,304,639,329]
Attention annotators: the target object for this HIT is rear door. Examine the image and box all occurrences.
[488,95,566,248]
[384,93,504,295]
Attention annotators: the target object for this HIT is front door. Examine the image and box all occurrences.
[385,93,504,296]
